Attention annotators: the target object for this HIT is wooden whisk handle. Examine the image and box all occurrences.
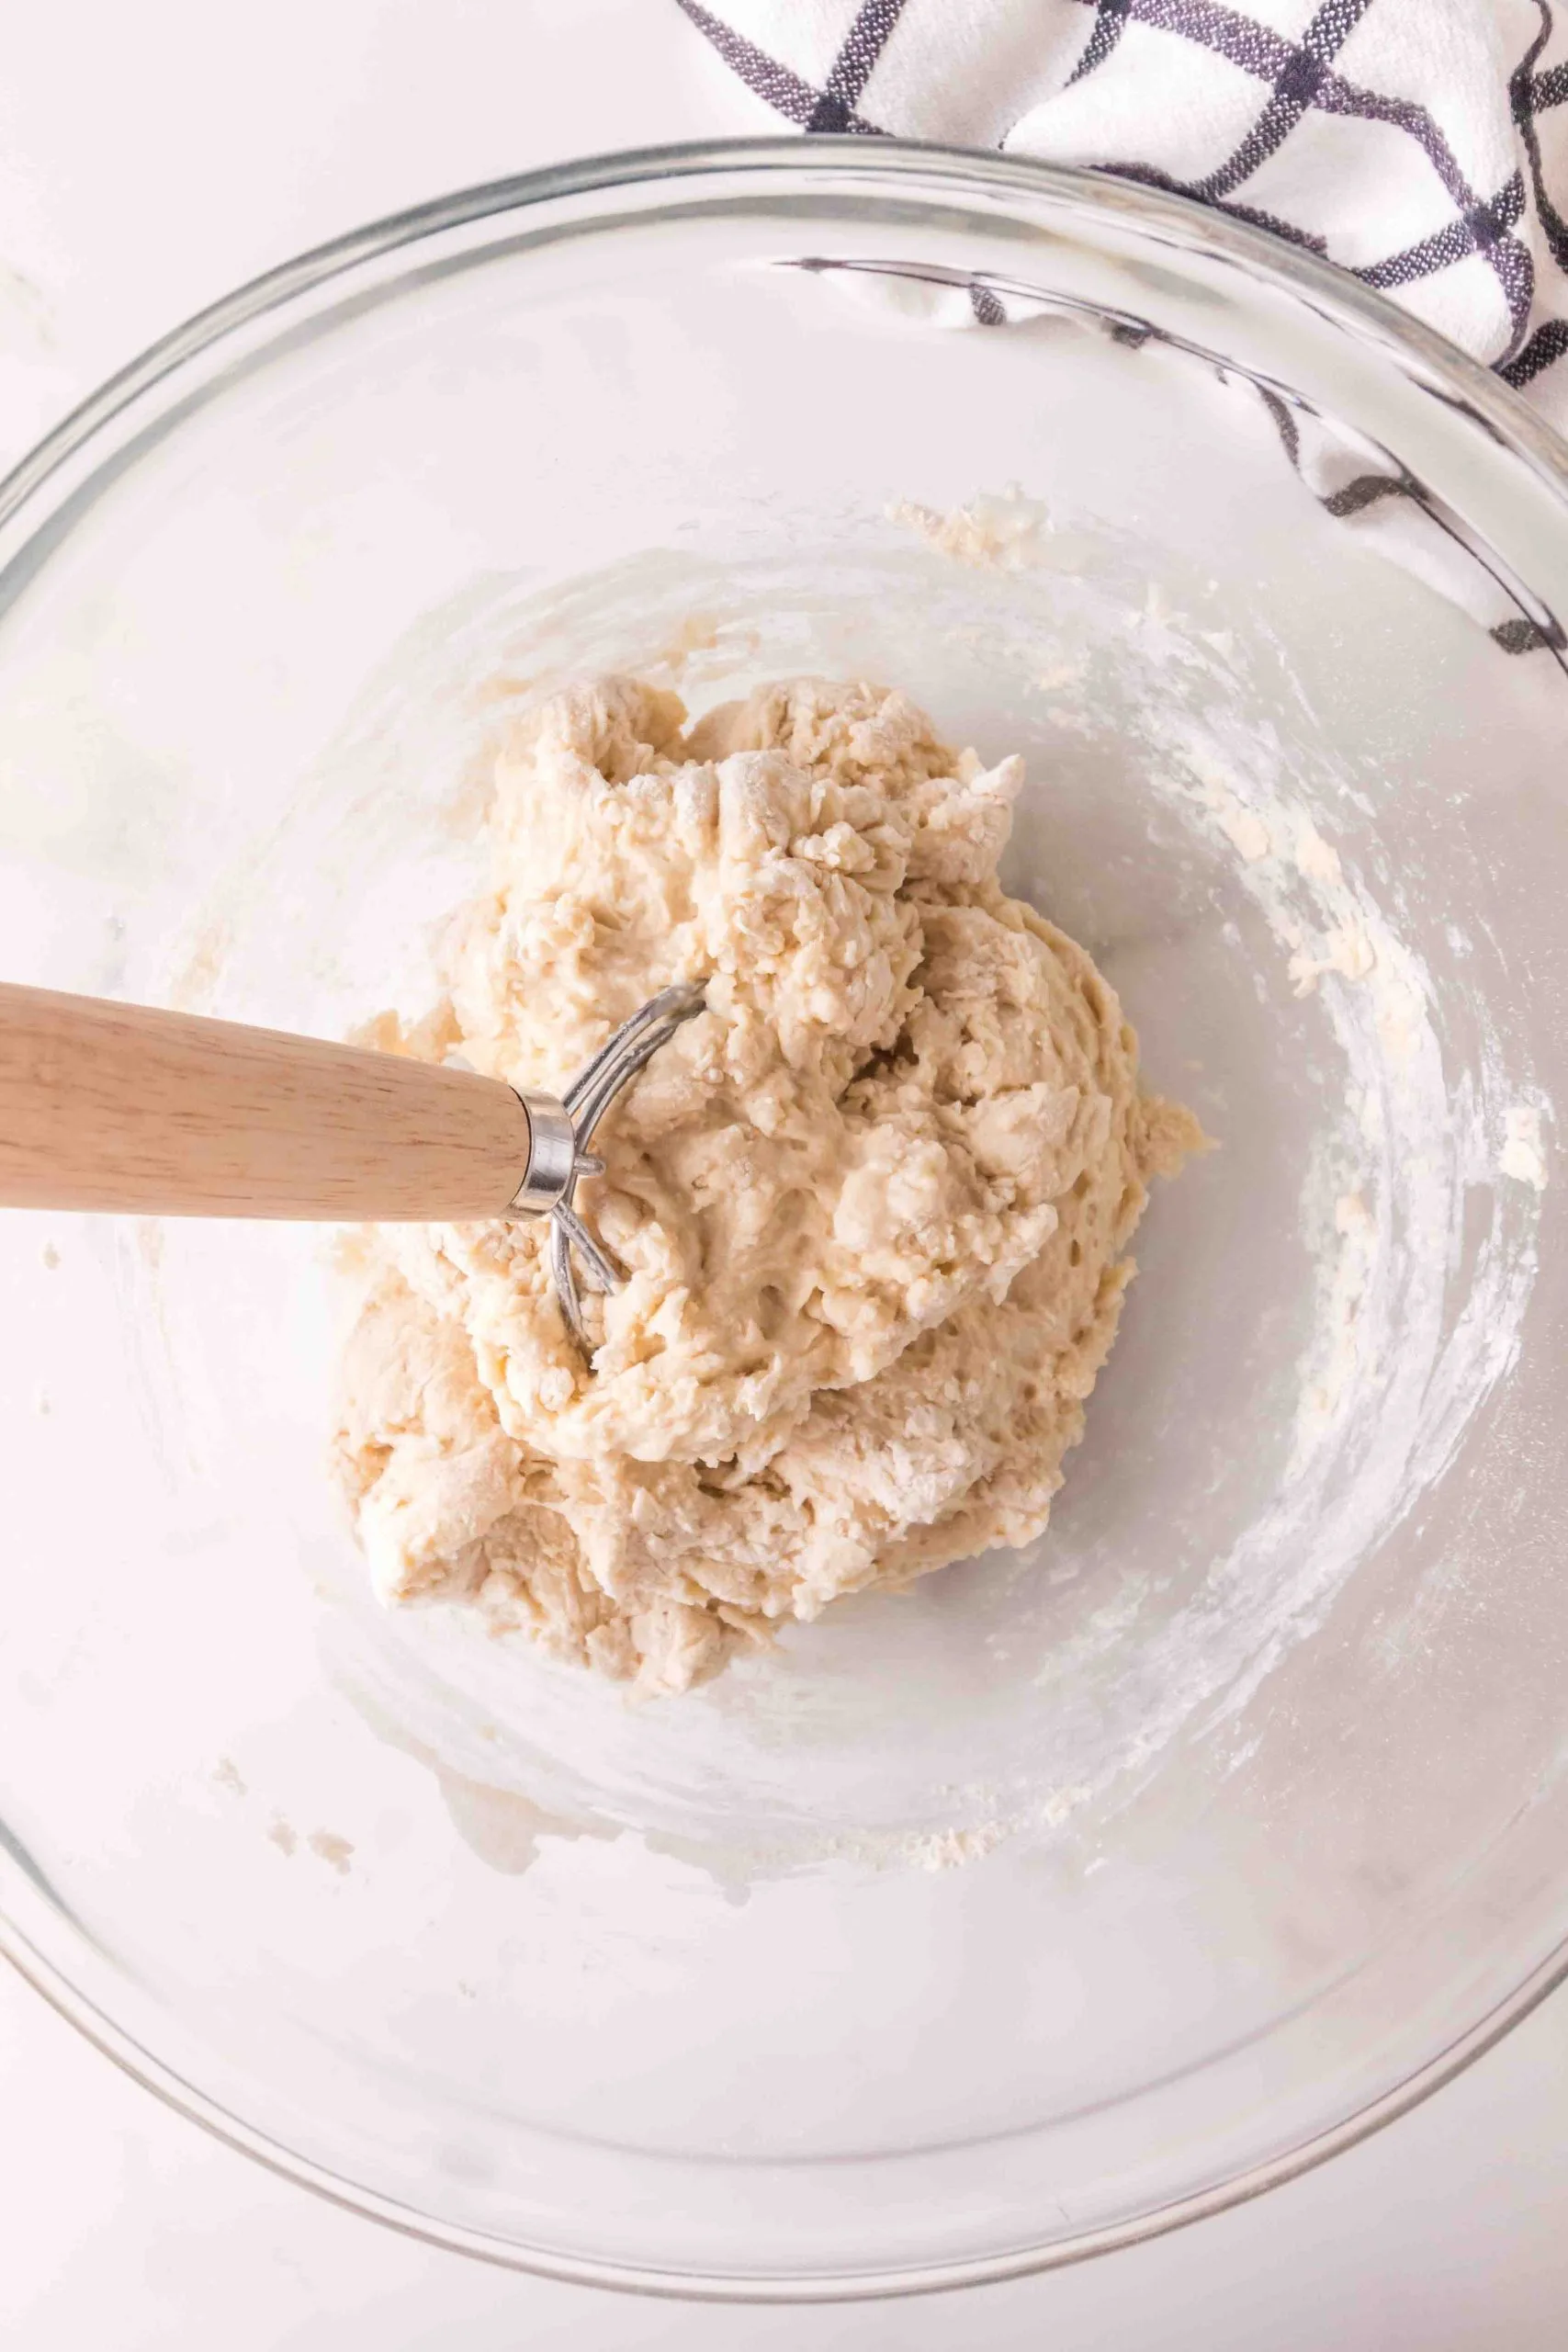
[0,983,533,1222]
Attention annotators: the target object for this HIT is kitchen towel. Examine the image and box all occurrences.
[674,0,1568,427]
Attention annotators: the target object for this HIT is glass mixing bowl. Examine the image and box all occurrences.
[1,142,1565,2301]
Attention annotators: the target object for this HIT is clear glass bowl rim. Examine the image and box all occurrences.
[3,135,1567,2305]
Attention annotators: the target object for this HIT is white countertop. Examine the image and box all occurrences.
[2,6,1566,2343]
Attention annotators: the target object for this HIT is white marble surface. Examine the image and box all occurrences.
[2,5,1566,2343]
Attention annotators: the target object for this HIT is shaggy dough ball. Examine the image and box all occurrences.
[333,676,1199,1691]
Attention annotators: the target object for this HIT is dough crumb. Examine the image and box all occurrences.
[903,1822,1010,1871]
[307,1830,355,1875]
[1500,1102,1548,1190]
[333,676,1200,1693]
[886,484,1054,571]
[266,1818,298,1856]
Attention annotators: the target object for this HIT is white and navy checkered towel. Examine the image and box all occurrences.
[675,0,1568,429]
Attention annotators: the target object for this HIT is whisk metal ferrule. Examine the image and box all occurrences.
[507,1091,579,1214]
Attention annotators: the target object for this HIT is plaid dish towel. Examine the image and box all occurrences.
[675,0,1568,429]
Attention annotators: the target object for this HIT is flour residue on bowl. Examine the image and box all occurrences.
[1128,700,1539,1731]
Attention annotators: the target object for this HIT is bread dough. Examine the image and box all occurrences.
[333,677,1199,1691]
